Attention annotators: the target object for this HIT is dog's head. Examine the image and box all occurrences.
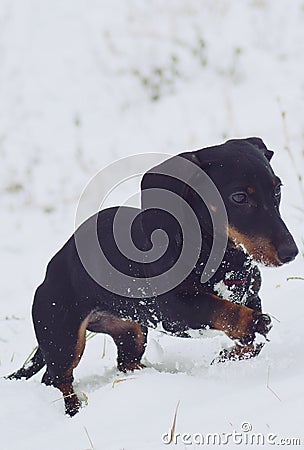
[141,137,298,267]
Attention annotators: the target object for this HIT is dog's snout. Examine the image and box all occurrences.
[277,242,299,264]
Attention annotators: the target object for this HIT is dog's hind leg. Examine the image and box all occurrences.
[40,316,89,417]
[113,322,148,373]
[87,313,148,373]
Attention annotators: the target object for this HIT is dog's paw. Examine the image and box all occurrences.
[118,361,146,373]
[253,312,272,336]
[64,392,87,417]
[240,312,272,345]
[211,341,265,364]
[63,389,88,417]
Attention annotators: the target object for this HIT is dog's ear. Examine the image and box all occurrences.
[140,152,210,279]
[244,137,274,161]
[141,151,202,206]
[140,152,203,261]
[140,151,205,249]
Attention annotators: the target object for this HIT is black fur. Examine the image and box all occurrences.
[8,137,298,416]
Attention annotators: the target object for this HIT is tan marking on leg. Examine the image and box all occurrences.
[227,225,281,266]
[131,321,147,355]
[68,316,90,375]
[88,313,146,352]
[87,313,147,372]
[209,294,271,343]
[209,294,255,340]
[59,317,90,416]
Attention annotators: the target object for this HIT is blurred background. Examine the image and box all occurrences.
[1,0,304,210]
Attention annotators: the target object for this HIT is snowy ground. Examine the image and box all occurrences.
[0,1,304,449]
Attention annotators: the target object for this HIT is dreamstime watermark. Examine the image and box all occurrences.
[74,152,228,298]
[161,422,302,446]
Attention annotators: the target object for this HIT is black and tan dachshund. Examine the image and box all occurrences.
[8,137,298,416]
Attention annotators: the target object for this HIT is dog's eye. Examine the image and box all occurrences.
[230,192,248,204]
[274,184,282,198]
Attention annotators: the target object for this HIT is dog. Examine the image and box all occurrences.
[8,137,298,416]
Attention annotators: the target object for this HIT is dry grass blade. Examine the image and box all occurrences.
[84,426,95,450]
[51,391,88,404]
[52,392,78,404]
[112,377,135,388]
[267,313,280,323]
[278,101,304,203]
[86,331,97,341]
[23,345,38,366]
[267,366,281,402]
[102,336,106,358]
[286,276,304,282]
[168,400,180,444]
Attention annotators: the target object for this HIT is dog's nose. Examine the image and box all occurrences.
[277,243,299,264]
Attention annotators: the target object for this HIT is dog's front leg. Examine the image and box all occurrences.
[205,294,271,363]
[204,294,272,342]
[211,294,265,363]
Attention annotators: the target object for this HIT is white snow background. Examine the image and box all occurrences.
[0,1,303,449]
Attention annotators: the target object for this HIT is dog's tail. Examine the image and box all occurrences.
[6,346,45,380]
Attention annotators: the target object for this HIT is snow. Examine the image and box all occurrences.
[0,1,303,449]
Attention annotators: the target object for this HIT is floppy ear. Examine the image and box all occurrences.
[244,137,274,161]
[140,151,204,252]
[140,149,218,240]
[141,151,201,207]
[140,151,213,280]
